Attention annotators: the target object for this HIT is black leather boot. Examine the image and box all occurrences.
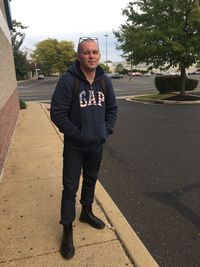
[60,223,75,259]
[79,205,105,229]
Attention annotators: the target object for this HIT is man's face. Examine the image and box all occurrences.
[78,40,101,72]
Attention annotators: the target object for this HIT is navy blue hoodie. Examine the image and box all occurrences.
[50,60,117,152]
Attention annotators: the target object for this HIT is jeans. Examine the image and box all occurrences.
[60,145,103,225]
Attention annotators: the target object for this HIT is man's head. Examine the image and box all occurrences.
[77,37,101,73]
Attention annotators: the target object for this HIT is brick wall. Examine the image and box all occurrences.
[0,89,19,174]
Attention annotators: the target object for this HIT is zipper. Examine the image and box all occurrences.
[90,84,97,142]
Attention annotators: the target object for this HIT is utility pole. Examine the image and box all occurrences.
[104,34,108,72]
[34,62,40,78]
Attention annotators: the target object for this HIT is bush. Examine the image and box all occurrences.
[19,99,27,109]
[154,75,199,93]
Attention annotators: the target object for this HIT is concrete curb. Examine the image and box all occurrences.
[17,78,37,84]
[41,103,159,267]
[95,182,159,267]
[125,93,200,105]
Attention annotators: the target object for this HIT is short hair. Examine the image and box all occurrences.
[77,37,99,53]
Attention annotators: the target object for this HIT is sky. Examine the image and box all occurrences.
[10,0,130,62]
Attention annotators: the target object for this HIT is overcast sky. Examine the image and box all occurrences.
[10,0,130,62]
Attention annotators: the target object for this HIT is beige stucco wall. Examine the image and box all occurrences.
[0,0,19,176]
[0,0,5,16]
[0,3,17,109]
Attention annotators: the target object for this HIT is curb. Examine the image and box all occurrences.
[95,182,159,267]
[17,78,37,83]
[125,93,200,105]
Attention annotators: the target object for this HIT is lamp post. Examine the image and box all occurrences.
[104,34,108,71]
[34,62,40,79]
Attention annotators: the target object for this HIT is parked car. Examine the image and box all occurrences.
[191,69,200,75]
[38,74,45,79]
[144,72,151,77]
[108,73,123,79]
[155,72,164,75]
[129,72,143,77]
[167,71,179,75]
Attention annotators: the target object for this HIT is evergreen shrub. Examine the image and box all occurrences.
[19,99,27,109]
[154,75,198,93]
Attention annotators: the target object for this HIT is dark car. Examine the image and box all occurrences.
[108,73,123,79]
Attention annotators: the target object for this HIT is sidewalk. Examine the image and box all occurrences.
[0,102,158,267]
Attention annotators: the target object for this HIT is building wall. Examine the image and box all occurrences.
[0,0,5,16]
[0,1,19,177]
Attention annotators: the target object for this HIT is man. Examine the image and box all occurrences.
[51,37,117,259]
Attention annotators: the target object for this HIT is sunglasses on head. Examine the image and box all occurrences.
[78,37,99,44]
[77,37,99,53]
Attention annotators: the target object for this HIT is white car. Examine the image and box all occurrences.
[38,74,45,79]
[144,72,151,77]
[129,72,143,77]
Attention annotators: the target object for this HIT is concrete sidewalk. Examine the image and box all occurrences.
[0,102,158,267]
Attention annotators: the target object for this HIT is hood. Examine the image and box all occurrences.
[67,60,105,82]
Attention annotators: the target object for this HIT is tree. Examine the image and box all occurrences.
[32,39,76,76]
[13,50,29,80]
[99,63,110,73]
[114,0,200,95]
[11,20,29,80]
[115,63,124,73]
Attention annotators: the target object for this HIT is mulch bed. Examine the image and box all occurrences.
[164,94,200,101]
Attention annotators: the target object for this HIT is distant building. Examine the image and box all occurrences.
[104,61,125,73]
[0,0,19,178]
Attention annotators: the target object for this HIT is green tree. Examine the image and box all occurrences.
[11,20,29,80]
[32,39,76,75]
[99,63,110,73]
[114,0,200,95]
[115,63,124,73]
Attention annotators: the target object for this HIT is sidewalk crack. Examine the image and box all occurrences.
[77,238,117,250]
[0,250,58,265]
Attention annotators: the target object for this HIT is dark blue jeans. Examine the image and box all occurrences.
[60,145,103,225]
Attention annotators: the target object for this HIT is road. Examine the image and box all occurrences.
[100,100,200,267]
[18,74,200,102]
[17,76,200,266]
[17,77,57,102]
[17,75,158,102]
[111,75,157,97]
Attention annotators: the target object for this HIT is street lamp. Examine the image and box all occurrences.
[104,34,108,71]
[34,62,40,79]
